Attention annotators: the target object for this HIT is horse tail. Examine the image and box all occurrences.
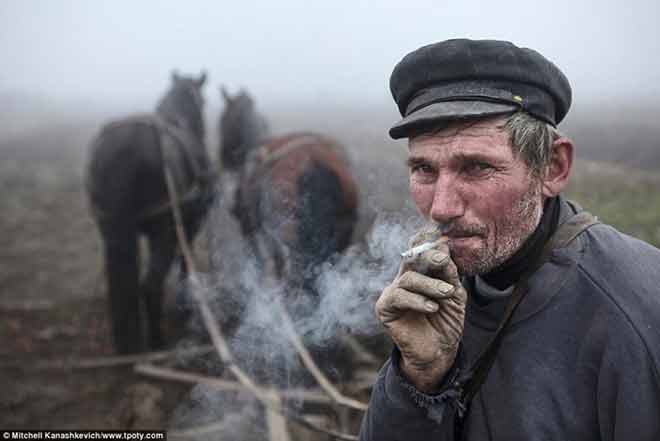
[294,160,357,292]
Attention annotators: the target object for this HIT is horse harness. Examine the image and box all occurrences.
[90,114,213,222]
[244,134,322,175]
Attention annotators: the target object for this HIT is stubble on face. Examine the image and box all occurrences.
[450,176,544,277]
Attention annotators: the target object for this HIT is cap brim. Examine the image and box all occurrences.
[389,100,518,139]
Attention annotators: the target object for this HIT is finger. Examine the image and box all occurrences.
[397,271,455,300]
[420,249,462,286]
[409,225,446,248]
[452,285,468,304]
[431,307,465,341]
[413,247,451,274]
[399,237,450,276]
[377,288,439,319]
[434,299,466,324]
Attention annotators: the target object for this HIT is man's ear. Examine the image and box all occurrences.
[542,136,573,197]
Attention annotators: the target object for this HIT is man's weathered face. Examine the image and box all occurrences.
[408,117,544,276]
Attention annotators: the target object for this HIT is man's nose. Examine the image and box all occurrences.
[429,178,465,225]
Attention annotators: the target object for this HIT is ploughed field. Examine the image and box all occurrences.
[2,104,659,433]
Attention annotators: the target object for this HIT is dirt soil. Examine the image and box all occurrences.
[0,119,196,430]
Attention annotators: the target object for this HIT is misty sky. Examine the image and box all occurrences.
[2,0,660,110]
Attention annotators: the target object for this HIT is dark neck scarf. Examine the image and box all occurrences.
[481,196,561,291]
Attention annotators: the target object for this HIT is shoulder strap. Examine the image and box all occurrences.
[460,210,599,406]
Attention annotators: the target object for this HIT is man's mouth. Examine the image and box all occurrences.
[446,231,480,239]
[446,232,482,246]
[449,235,477,241]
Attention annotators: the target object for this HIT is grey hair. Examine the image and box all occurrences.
[502,111,562,177]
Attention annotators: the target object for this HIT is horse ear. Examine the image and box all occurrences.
[171,69,181,82]
[239,87,253,103]
[220,85,232,103]
[197,70,207,87]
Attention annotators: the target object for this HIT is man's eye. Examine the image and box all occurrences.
[411,164,434,174]
[464,161,494,174]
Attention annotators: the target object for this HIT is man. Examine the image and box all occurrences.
[359,39,660,440]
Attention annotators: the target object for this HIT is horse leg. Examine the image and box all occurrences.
[142,221,178,350]
[101,223,142,354]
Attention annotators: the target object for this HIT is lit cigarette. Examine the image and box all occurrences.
[400,241,436,259]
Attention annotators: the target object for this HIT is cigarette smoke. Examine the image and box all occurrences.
[169,175,423,436]
[295,212,424,345]
[202,176,423,350]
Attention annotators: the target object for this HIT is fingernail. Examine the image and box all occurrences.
[425,301,438,312]
[437,281,454,293]
[431,253,448,265]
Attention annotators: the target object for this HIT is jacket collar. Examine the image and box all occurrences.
[465,195,587,331]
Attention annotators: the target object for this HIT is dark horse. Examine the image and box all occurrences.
[87,71,215,354]
[218,86,269,173]
[219,88,358,305]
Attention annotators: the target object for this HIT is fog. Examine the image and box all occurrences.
[2,0,660,112]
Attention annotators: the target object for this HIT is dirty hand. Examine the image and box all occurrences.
[375,234,467,392]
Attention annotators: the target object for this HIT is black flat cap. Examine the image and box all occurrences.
[389,39,572,139]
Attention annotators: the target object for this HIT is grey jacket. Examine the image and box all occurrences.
[359,198,660,440]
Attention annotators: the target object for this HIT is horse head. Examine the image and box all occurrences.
[219,86,270,173]
[156,70,207,143]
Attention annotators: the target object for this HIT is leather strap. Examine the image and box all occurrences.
[256,134,320,167]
